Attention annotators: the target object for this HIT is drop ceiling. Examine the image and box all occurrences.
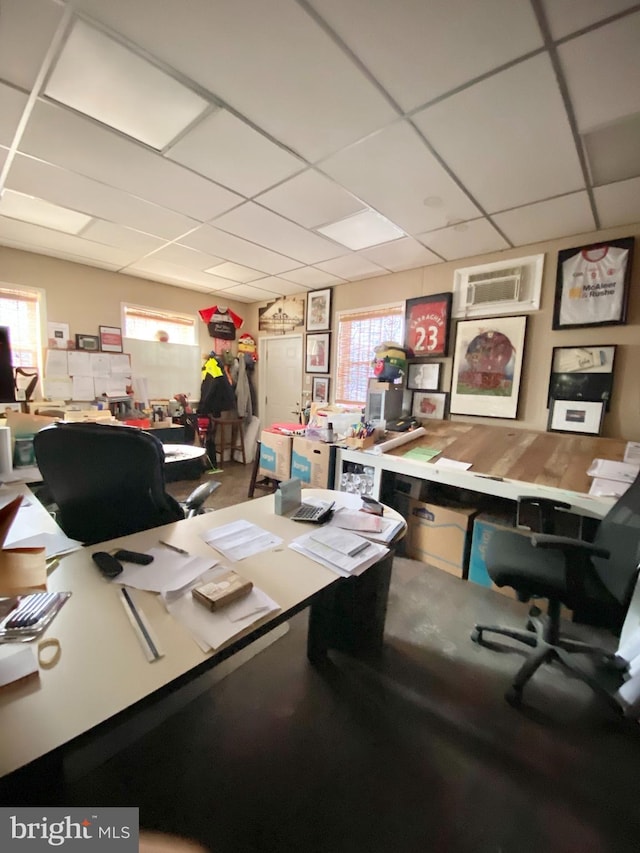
[0,0,639,303]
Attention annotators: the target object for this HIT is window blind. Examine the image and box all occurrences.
[123,304,196,345]
[0,286,41,369]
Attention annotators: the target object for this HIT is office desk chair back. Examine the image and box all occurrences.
[34,422,220,545]
[471,474,640,711]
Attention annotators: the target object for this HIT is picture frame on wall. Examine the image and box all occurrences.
[412,391,449,421]
[552,236,634,330]
[311,376,330,403]
[75,333,100,352]
[548,345,616,410]
[450,316,527,419]
[99,325,123,353]
[306,288,332,332]
[404,293,452,357]
[548,399,605,435]
[407,361,441,391]
[305,333,330,374]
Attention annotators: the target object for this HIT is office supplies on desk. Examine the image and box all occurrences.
[113,549,154,565]
[117,548,216,594]
[0,591,70,641]
[119,587,163,662]
[158,540,189,556]
[92,551,123,579]
[290,501,334,523]
[192,570,253,611]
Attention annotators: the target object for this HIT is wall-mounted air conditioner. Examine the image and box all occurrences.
[452,254,545,318]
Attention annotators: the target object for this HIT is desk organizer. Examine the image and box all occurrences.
[344,434,376,450]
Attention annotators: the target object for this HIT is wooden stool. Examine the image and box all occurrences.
[212,417,246,468]
[248,440,279,498]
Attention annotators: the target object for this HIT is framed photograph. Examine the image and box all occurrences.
[407,361,441,391]
[552,236,634,330]
[306,288,332,332]
[99,325,123,353]
[311,376,330,403]
[258,296,305,333]
[47,322,70,350]
[412,391,449,420]
[306,333,330,374]
[548,345,616,410]
[548,399,605,435]
[450,316,527,419]
[75,333,100,352]
[405,293,452,356]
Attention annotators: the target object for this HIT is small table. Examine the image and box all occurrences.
[162,444,206,463]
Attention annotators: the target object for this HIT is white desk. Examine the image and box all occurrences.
[0,489,404,781]
[163,444,206,463]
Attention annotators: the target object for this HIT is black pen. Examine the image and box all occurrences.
[158,540,189,556]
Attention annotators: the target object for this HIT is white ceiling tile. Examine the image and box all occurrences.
[20,102,243,221]
[321,121,480,234]
[256,169,364,229]
[314,254,387,280]
[279,267,345,286]
[558,13,640,132]
[212,203,344,264]
[124,257,229,290]
[178,225,300,275]
[69,0,398,162]
[248,277,310,295]
[359,237,442,271]
[0,83,28,147]
[594,177,640,227]
[6,153,201,240]
[414,54,585,212]
[145,242,225,270]
[542,0,638,40]
[217,283,286,301]
[124,266,214,293]
[317,209,405,250]
[417,219,508,261]
[583,113,640,185]
[205,261,264,283]
[0,189,92,234]
[0,0,64,90]
[79,220,166,255]
[166,109,305,197]
[308,0,542,111]
[492,193,595,245]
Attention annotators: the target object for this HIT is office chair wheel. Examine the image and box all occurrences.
[470,627,481,644]
[505,686,523,708]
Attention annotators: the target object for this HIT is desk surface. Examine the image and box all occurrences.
[0,489,403,779]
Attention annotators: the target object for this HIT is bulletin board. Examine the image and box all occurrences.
[124,338,202,401]
[43,349,132,402]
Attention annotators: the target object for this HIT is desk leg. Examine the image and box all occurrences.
[307,550,393,664]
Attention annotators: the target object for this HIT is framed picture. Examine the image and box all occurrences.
[552,236,634,330]
[75,333,100,352]
[407,361,441,391]
[47,322,71,350]
[258,296,305,333]
[404,293,452,356]
[306,333,330,374]
[548,399,605,435]
[450,316,527,419]
[311,376,330,403]
[548,345,616,410]
[99,325,123,353]
[412,391,449,420]
[306,288,332,332]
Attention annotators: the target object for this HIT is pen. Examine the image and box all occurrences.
[159,540,189,556]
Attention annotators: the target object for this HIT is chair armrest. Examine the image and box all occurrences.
[516,495,572,534]
[530,533,610,560]
[182,480,221,516]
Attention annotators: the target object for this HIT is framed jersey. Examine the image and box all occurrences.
[404,293,452,357]
[552,237,634,330]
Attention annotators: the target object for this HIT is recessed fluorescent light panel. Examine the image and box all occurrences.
[316,209,405,250]
[0,189,92,234]
[44,20,209,150]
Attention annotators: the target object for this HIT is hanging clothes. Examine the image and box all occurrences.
[235,355,253,423]
[197,354,236,417]
[198,306,244,341]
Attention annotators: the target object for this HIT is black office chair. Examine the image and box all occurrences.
[471,473,640,710]
[34,422,221,545]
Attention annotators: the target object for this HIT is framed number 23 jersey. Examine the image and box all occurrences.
[405,293,452,357]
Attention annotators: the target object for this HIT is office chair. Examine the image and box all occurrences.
[471,474,640,710]
[34,422,221,545]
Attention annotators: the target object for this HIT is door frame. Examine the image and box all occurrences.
[258,333,303,426]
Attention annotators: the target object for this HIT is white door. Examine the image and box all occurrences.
[259,335,303,427]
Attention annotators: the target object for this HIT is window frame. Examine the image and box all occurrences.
[121,302,198,346]
[0,282,46,376]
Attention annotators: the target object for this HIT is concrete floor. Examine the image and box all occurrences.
[25,463,640,851]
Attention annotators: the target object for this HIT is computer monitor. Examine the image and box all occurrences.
[0,327,16,404]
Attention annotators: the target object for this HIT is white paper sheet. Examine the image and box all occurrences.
[116,548,217,593]
[588,478,631,498]
[5,528,82,558]
[289,530,389,578]
[624,442,640,465]
[587,458,640,483]
[433,457,472,470]
[201,520,283,562]
[72,375,96,401]
[45,349,69,377]
[67,351,92,376]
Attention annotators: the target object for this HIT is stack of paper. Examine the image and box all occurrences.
[289,527,389,578]
[201,520,283,561]
[328,508,404,544]
[586,458,640,498]
[116,547,218,593]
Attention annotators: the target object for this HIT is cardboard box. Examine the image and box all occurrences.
[291,437,335,488]
[259,429,292,481]
[405,499,477,577]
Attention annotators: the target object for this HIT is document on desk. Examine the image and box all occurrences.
[587,458,640,483]
[201,520,283,562]
[5,528,83,558]
[116,547,218,593]
[289,529,389,578]
[162,565,280,651]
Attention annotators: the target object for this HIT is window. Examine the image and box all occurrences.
[0,284,43,370]
[122,304,197,345]
[335,303,404,405]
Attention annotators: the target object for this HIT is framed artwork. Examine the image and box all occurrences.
[258,296,305,333]
[75,333,100,352]
[306,288,332,332]
[412,391,449,420]
[311,376,330,403]
[405,293,452,356]
[47,322,70,350]
[552,236,634,330]
[306,333,330,374]
[407,361,441,391]
[99,325,123,353]
[450,316,527,419]
[548,399,605,435]
[548,345,616,411]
